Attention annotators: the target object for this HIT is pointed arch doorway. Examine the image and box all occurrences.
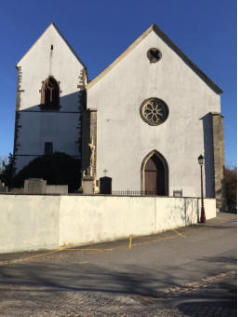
[142,151,168,196]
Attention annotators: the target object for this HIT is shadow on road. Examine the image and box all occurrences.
[0,254,236,316]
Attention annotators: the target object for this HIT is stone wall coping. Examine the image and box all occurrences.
[0,193,215,200]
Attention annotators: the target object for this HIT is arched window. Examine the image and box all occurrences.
[41,76,59,109]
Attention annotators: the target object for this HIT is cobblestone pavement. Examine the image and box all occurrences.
[0,212,236,316]
[0,270,236,316]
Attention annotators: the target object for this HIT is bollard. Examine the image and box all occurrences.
[129,235,133,249]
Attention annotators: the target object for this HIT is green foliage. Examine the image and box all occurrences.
[0,153,15,187]
[13,152,81,192]
[225,167,237,211]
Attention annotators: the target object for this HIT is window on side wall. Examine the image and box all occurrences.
[44,142,53,155]
[40,76,60,110]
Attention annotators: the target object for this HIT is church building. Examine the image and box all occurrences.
[13,23,226,210]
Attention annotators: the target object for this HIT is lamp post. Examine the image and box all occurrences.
[198,155,206,223]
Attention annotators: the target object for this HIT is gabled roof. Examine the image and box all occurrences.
[17,22,87,70]
[87,24,222,94]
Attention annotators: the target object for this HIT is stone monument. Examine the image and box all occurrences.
[24,178,47,194]
[81,138,96,194]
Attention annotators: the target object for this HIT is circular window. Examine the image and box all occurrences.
[140,98,169,126]
[147,48,162,63]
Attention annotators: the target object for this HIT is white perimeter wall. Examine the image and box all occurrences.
[0,195,216,254]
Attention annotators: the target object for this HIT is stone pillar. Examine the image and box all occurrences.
[81,175,95,195]
[210,112,226,211]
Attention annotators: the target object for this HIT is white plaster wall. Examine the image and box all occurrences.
[59,196,215,246]
[59,196,157,246]
[88,30,221,197]
[0,195,59,253]
[0,194,216,253]
[15,24,85,172]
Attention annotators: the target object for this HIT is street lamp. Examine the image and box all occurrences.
[198,154,206,223]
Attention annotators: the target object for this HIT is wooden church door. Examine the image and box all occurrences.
[144,154,166,195]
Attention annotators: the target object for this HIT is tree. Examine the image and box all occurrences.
[0,153,15,187]
[0,157,6,174]
[13,152,81,192]
[224,167,237,211]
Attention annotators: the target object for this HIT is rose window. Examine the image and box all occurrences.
[140,98,168,126]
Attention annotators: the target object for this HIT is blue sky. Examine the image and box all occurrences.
[0,0,236,167]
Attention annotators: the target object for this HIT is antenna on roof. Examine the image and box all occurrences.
[49,44,53,76]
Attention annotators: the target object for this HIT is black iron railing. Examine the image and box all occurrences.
[111,190,159,196]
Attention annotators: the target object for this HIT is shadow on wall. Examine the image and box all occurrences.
[184,198,200,224]
[160,198,200,230]
[17,90,86,112]
[15,90,86,155]
[12,153,81,192]
[201,113,214,198]
[13,90,89,192]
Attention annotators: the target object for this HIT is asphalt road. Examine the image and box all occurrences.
[0,212,236,316]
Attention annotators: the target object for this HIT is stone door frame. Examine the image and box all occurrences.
[141,150,169,196]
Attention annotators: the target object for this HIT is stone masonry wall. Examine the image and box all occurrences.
[210,113,226,211]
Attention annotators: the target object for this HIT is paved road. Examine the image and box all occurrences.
[0,212,236,316]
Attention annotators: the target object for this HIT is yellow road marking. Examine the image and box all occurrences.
[63,248,113,252]
[173,229,186,238]
[0,247,66,266]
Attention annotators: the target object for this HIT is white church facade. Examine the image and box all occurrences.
[13,23,226,210]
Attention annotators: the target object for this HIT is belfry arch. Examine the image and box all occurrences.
[141,150,169,196]
[40,76,60,109]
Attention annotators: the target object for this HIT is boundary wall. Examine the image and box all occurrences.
[0,195,216,254]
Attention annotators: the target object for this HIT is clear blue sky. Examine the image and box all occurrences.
[0,0,236,167]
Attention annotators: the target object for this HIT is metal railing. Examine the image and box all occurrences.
[111,190,159,196]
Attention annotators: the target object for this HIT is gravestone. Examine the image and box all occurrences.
[100,177,112,194]
[24,178,47,194]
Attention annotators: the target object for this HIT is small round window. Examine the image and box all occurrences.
[147,48,162,63]
[140,98,169,126]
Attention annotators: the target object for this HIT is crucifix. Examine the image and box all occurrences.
[88,138,95,177]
